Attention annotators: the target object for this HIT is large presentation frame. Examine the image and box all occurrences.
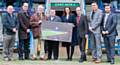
[41,21,74,42]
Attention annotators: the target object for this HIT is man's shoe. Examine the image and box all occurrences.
[47,58,51,60]
[4,58,9,61]
[66,58,70,61]
[53,58,58,60]
[83,58,87,61]
[107,60,111,63]
[92,58,97,61]
[25,57,30,60]
[110,59,115,64]
[9,58,14,61]
[79,59,84,63]
[31,57,37,60]
[69,57,72,61]
[19,57,24,60]
[95,59,101,63]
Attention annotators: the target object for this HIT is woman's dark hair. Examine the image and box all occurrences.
[62,7,72,16]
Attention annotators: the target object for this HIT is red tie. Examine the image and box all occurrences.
[77,16,80,25]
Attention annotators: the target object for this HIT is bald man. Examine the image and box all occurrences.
[2,5,19,61]
[46,9,61,60]
[76,7,88,63]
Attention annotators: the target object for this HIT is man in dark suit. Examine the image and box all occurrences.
[46,9,61,60]
[18,3,31,60]
[76,7,88,63]
[101,4,118,64]
[2,5,19,61]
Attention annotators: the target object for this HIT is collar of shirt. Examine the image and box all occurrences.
[104,13,110,28]
[66,15,69,20]
[105,13,110,16]
[51,16,54,21]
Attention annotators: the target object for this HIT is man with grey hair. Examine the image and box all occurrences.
[2,5,19,61]
[30,4,47,60]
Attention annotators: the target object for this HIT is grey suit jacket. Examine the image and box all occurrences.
[48,16,61,22]
[89,9,103,34]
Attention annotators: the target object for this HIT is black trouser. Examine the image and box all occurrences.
[103,36,116,61]
[66,45,75,59]
[44,41,48,54]
[63,42,75,60]
[47,40,59,60]
[18,38,30,59]
[78,37,86,59]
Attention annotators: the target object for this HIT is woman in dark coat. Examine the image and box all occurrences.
[62,7,77,61]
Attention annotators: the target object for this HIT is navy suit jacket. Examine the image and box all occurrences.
[2,13,19,35]
[61,14,76,26]
[101,13,118,37]
[77,15,88,38]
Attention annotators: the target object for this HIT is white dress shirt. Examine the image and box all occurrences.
[104,13,110,28]
[51,16,54,21]
[66,15,69,20]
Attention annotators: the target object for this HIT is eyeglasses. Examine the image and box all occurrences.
[24,6,28,7]
[76,10,81,11]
